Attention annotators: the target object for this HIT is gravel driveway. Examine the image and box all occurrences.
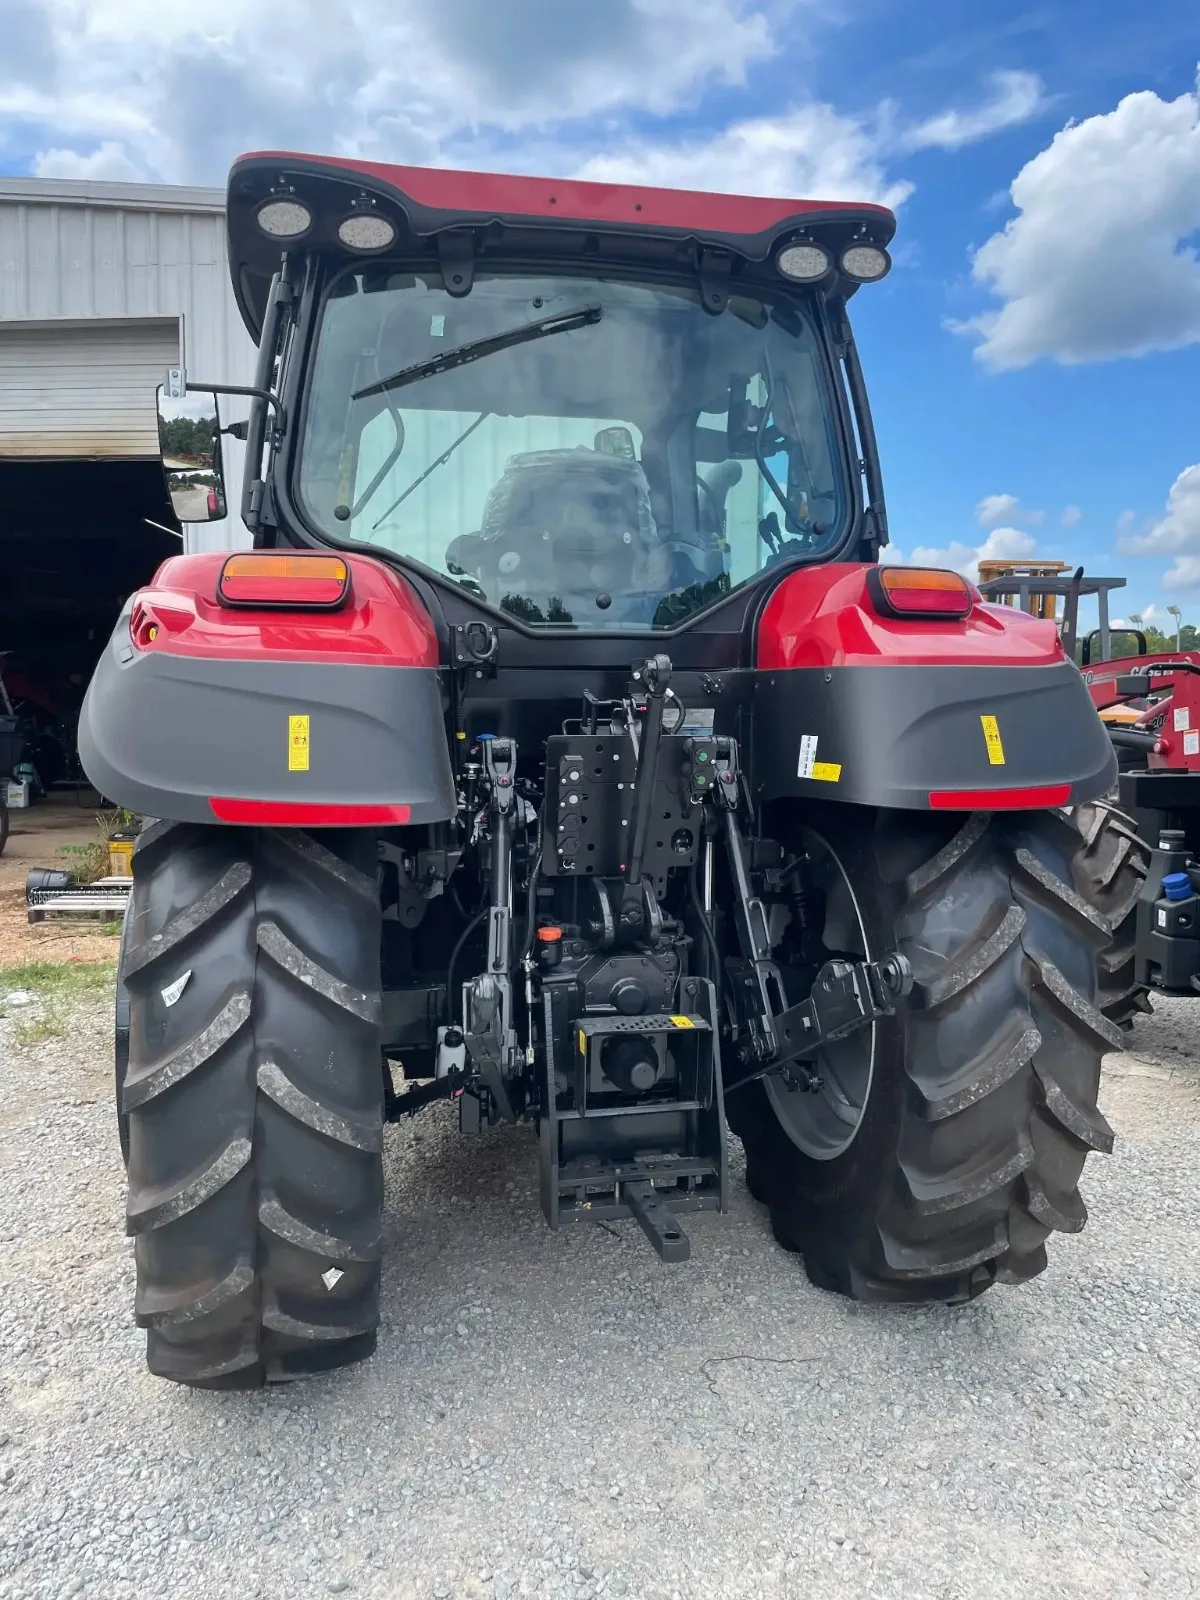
[1,987,1198,1600]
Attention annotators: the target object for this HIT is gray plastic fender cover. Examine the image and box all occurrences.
[79,625,456,826]
[752,662,1117,810]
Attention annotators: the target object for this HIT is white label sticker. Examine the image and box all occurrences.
[1158,908,1168,928]
[321,1268,344,1291]
[1185,731,1200,757]
[160,971,192,1008]
[797,734,819,779]
[1175,707,1191,732]
[430,315,446,338]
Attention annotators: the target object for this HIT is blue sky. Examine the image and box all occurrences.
[2,0,1198,629]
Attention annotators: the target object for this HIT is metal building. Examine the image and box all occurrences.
[0,175,258,548]
[0,177,257,777]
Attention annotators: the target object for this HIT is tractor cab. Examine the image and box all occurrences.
[220,153,895,636]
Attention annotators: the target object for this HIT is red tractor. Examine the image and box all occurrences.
[80,153,1122,1389]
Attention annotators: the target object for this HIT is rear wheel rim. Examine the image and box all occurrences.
[764,827,875,1161]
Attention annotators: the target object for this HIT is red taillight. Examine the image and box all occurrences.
[868,566,975,620]
[929,784,1072,810]
[129,600,159,650]
[209,798,412,825]
[218,553,350,610]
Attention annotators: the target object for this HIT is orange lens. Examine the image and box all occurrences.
[873,566,972,617]
[218,552,350,608]
[222,554,348,582]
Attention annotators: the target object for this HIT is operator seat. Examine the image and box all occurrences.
[465,448,670,621]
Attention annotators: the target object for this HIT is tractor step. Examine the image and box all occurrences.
[538,976,729,1260]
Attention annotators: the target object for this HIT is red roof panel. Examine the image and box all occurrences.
[233,150,895,241]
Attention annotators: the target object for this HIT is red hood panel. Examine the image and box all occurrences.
[131,552,439,667]
[758,564,1066,670]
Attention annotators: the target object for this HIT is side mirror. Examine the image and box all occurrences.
[156,385,228,523]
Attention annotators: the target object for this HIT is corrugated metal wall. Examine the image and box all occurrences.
[0,320,180,456]
[0,178,259,550]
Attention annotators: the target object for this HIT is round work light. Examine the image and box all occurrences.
[255,197,313,239]
[840,244,891,283]
[337,211,397,252]
[775,242,831,282]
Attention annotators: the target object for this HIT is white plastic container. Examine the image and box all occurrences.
[4,779,31,808]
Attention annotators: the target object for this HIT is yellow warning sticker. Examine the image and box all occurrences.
[980,714,1005,766]
[578,1029,587,1055]
[668,1015,695,1029]
[288,714,311,772]
[811,761,842,783]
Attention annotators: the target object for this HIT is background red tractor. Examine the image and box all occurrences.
[81,154,1122,1389]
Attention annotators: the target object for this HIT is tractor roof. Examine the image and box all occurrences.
[227,150,897,340]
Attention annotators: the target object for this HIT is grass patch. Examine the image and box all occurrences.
[14,1010,68,1048]
[1,959,117,1050]
[0,959,118,1000]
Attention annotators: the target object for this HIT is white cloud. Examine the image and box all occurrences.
[1162,559,1200,590]
[903,525,1038,584]
[32,139,146,181]
[1061,504,1082,528]
[1120,465,1200,591]
[952,75,1200,368]
[975,492,1044,528]
[573,102,912,210]
[0,1,1059,202]
[975,493,1020,528]
[0,0,789,183]
[899,70,1049,153]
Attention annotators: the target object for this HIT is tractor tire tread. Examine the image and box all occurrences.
[736,807,1114,1303]
[121,823,383,1388]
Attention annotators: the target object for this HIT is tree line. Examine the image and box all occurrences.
[159,415,216,464]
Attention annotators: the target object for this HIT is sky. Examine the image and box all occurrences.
[2,0,1199,630]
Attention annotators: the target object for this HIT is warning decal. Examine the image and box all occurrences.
[797,735,819,778]
[669,1015,696,1029]
[288,714,311,772]
[980,714,1005,766]
[811,762,842,783]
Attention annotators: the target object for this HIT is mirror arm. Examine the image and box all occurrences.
[186,381,284,430]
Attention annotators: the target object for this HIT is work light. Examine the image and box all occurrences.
[337,204,397,253]
[255,196,313,239]
[775,242,831,282]
[840,244,891,283]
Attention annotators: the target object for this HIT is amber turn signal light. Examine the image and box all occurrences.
[867,566,975,621]
[218,553,351,610]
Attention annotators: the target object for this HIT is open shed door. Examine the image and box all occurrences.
[0,317,183,788]
[0,317,179,459]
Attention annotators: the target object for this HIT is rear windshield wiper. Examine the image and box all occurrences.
[352,302,603,401]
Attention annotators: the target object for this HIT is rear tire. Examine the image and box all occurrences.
[1067,800,1152,1029]
[122,821,383,1387]
[730,806,1122,1303]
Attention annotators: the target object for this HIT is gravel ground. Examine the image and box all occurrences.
[1,985,1198,1600]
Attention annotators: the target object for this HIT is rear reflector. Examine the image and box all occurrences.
[210,798,411,825]
[218,553,350,609]
[929,784,1072,811]
[868,566,974,620]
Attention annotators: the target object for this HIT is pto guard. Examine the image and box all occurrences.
[78,552,456,827]
[753,565,1117,810]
